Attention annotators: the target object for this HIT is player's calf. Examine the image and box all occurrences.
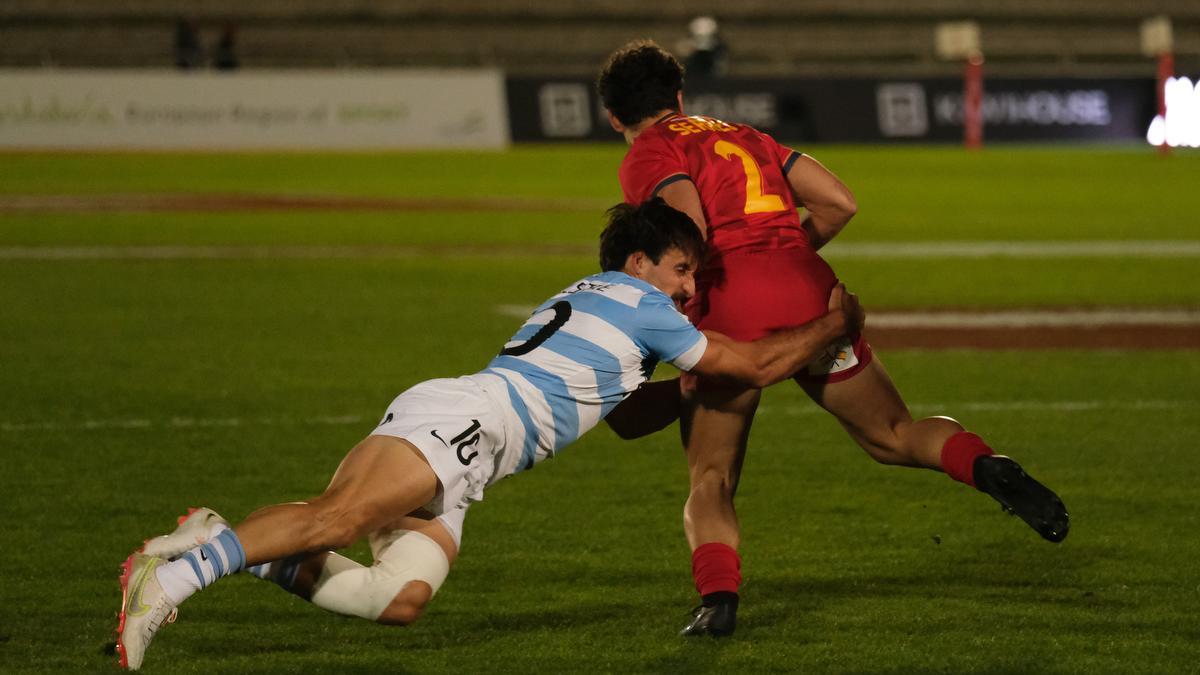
[307,502,372,551]
[281,492,392,554]
[851,416,963,469]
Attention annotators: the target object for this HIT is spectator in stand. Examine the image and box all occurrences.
[681,16,728,79]
[213,25,240,71]
[174,19,205,70]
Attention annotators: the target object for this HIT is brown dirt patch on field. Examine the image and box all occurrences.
[4,192,1196,351]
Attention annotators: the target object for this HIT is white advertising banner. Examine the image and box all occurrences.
[0,69,510,149]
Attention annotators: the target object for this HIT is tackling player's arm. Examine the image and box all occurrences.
[689,283,863,388]
[657,179,708,238]
[604,378,682,440]
[605,283,863,439]
[786,155,857,250]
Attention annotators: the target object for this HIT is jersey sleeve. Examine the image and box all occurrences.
[633,293,708,371]
[619,134,690,204]
[760,129,803,174]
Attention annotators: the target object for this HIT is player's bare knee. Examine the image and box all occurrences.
[375,581,433,626]
[863,446,906,466]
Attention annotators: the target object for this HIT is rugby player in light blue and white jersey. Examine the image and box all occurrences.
[115,199,863,670]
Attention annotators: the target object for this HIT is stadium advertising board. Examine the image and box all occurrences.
[0,70,509,149]
[508,76,1157,143]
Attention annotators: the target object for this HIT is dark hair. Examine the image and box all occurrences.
[596,40,684,127]
[600,198,704,272]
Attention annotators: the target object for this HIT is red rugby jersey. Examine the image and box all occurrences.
[619,113,808,263]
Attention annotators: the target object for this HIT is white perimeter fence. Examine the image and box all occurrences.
[0,69,510,150]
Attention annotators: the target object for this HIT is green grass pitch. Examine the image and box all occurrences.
[1,145,1198,673]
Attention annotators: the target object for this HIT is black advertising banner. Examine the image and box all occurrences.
[507,76,1157,143]
[864,77,1155,142]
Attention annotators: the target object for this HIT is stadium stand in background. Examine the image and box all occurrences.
[1,0,1198,76]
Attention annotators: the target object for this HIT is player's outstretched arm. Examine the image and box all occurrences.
[604,377,683,440]
[689,283,864,388]
[786,155,857,250]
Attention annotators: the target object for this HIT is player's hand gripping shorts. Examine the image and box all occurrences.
[684,246,872,389]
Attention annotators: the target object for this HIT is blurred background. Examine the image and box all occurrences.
[2,0,1197,75]
[2,0,1198,148]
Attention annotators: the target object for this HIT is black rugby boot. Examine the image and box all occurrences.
[974,454,1069,543]
[680,592,738,637]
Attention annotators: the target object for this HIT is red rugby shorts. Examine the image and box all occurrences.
[683,246,871,388]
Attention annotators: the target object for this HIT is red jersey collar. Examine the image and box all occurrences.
[653,111,683,126]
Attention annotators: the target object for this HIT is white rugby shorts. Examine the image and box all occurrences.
[372,376,506,518]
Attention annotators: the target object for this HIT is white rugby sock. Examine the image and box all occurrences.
[155,529,247,604]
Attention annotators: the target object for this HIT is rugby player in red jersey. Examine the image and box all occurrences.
[597,40,1069,637]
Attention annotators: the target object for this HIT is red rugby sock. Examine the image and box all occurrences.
[940,431,995,488]
[691,542,742,596]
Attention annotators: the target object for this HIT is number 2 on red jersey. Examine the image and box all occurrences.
[713,140,787,215]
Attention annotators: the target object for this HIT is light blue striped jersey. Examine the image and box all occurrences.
[481,270,707,479]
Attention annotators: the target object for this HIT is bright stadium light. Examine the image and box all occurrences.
[1142,16,1175,153]
[1146,76,1200,148]
[1146,114,1166,146]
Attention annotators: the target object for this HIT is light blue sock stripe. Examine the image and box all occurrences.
[201,542,225,578]
[183,551,207,589]
[214,529,246,572]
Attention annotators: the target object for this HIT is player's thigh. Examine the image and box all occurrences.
[373,377,504,516]
[681,246,828,479]
[320,434,440,529]
[799,356,912,449]
[682,384,762,489]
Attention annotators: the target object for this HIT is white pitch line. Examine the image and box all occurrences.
[3,402,1189,434]
[0,244,596,260]
[496,304,537,318]
[0,245,428,260]
[821,240,1200,259]
[3,240,1200,261]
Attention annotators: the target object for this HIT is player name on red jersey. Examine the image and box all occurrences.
[666,116,740,136]
[620,114,810,263]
